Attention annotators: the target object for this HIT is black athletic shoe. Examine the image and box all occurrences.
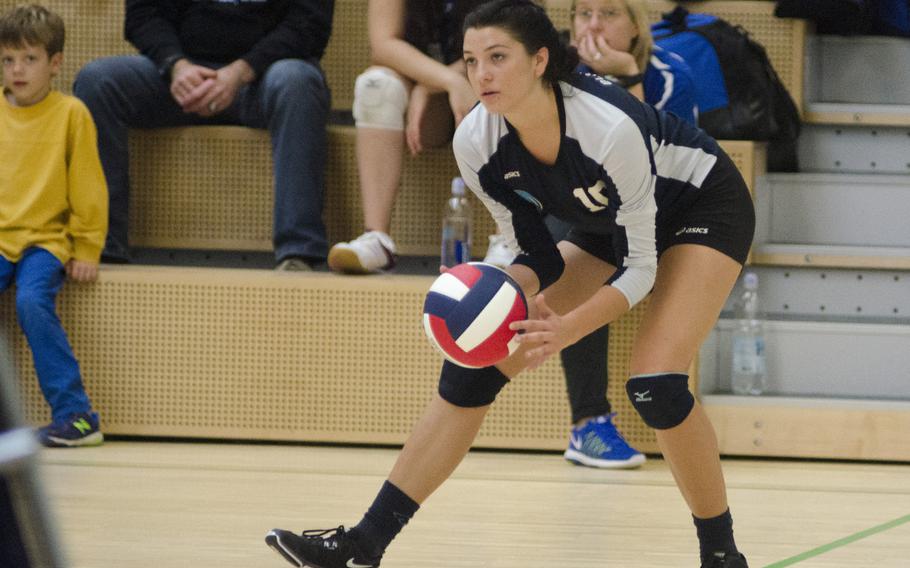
[265,526,379,567]
[702,551,748,568]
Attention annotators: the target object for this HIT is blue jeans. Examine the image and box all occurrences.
[74,56,330,262]
[0,249,92,421]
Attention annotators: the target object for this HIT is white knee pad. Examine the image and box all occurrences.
[353,67,409,130]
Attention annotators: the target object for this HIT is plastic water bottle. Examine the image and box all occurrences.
[731,271,767,395]
[441,177,471,267]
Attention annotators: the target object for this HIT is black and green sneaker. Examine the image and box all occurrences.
[36,412,103,448]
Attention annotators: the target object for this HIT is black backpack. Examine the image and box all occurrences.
[775,0,910,37]
[652,7,801,169]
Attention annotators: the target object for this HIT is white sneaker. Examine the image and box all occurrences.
[328,230,398,274]
[482,234,517,268]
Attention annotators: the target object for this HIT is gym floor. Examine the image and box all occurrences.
[38,440,910,567]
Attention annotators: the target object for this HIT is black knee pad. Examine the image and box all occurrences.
[438,361,509,407]
[626,373,694,430]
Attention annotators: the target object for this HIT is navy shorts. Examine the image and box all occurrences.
[563,149,755,266]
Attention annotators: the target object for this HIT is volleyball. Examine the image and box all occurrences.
[422,262,528,368]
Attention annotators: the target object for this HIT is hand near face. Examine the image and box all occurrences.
[577,33,638,78]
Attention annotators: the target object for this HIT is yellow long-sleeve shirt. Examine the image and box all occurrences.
[1,90,108,264]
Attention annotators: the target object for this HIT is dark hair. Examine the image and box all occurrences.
[463,0,578,85]
[0,4,65,55]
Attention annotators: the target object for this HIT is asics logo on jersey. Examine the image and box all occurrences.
[347,559,374,568]
[675,226,709,236]
[504,170,521,179]
[633,390,652,402]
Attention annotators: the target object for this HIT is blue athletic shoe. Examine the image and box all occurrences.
[564,413,645,469]
[37,412,103,448]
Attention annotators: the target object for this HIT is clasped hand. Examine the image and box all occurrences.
[170,61,244,117]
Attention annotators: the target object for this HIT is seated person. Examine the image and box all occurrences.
[327,0,484,274]
[571,0,697,124]
[74,0,333,270]
[1,4,107,447]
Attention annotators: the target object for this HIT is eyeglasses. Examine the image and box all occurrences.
[571,7,623,22]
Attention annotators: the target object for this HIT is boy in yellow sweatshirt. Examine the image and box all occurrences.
[1,4,108,446]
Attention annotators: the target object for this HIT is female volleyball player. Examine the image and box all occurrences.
[265,2,752,566]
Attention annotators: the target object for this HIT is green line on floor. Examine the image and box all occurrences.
[764,513,910,567]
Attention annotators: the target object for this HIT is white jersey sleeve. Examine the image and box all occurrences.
[597,113,658,308]
[564,84,659,308]
[452,109,519,254]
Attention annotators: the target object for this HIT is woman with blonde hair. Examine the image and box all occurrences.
[571,0,696,122]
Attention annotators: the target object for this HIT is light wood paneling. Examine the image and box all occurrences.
[752,245,910,270]
[1,266,664,453]
[704,395,910,461]
[805,108,910,127]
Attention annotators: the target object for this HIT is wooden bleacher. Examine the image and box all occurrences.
[0,266,663,452]
[0,0,787,255]
[0,0,798,454]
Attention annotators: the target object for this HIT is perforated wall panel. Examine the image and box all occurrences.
[322,0,371,111]
[129,128,273,250]
[0,268,662,452]
[128,127,761,255]
[127,126,501,256]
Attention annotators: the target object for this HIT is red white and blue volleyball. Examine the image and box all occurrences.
[423,262,528,368]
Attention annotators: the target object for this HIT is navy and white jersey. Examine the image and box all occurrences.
[577,45,698,126]
[452,73,721,308]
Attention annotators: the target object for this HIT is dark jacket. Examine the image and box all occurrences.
[125,0,334,78]
[404,0,485,64]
